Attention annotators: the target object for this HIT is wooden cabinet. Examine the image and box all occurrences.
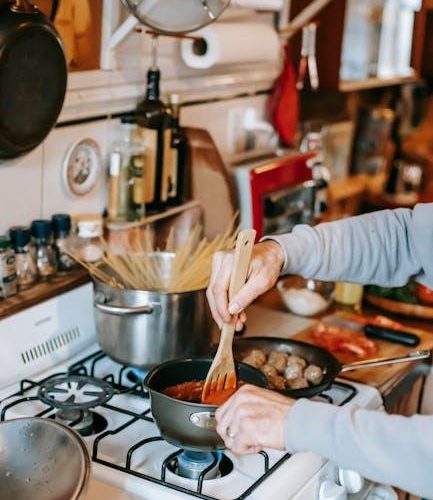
[412,0,433,80]
[289,0,422,91]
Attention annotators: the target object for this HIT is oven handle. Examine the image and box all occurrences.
[94,295,160,316]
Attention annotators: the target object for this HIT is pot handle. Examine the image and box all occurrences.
[189,412,217,431]
[340,350,431,373]
[94,295,160,316]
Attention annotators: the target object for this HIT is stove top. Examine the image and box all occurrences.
[0,346,382,500]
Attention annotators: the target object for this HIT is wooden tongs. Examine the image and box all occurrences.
[202,229,256,405]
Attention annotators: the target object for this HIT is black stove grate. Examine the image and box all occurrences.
[1,350,358,500]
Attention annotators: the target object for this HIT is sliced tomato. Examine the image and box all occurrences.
[416,283,433,306]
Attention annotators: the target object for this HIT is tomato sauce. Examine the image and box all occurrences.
[162,380,242,405]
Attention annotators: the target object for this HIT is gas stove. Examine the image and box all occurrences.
[0,283,389,500]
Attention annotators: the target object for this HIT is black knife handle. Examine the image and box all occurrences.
[364,324,420,347]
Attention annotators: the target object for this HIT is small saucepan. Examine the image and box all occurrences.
[233,337,431,399]
[144,357,268,451]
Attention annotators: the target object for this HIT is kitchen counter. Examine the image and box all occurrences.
[252,287,433,409]
[0,268,90,321]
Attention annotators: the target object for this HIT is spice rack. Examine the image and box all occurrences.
[0,269,90,321]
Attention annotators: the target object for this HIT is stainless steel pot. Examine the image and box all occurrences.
[0,417,90,500]
[93,278,214,369]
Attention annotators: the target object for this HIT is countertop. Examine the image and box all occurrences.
[251,287,433,403]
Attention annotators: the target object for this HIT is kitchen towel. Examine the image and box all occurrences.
[181,22,280,69]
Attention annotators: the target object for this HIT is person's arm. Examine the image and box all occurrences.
[265,208,421,286]
[207,205,431,330]
[214,385,433,499]
[285,399,433,499]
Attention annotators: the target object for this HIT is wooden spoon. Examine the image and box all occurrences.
[202,229,256,405]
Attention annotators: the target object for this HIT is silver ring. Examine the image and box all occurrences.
[227,427,236,439]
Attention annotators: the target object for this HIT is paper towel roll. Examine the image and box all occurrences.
[231,0,284,10]
[181,23,280,69]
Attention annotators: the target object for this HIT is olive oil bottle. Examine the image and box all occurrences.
[166,94,187,206]
[136,36,170,213]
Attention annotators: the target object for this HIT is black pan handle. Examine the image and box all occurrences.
[364,324,420,347]
[50,0,60,20]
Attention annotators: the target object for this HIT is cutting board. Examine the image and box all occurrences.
[293,322,433,394]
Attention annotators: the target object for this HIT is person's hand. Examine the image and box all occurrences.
[206,241,284,331]
[215,385,294,455]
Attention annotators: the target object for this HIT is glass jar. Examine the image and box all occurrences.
[52,214,77,275]
[108,117,146,222]
[9,226,38,290]
[30,220,57,281]
[75,215,104,263]
[335,282,364,311]
[0,236,17,298]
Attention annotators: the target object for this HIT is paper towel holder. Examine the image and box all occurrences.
[121,0,231,35]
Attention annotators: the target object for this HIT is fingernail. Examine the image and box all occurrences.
[229,301,241,315]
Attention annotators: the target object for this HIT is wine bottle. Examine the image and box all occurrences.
[166,94,187,206]
[384,114,402,195]
[135,36,169,213]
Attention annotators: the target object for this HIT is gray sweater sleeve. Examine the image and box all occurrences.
[266,208,425,287]
[285,400,433,498]
[265,204,433,496]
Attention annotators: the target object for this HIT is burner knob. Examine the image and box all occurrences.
[318,480,347,500]
[338,469,364,494]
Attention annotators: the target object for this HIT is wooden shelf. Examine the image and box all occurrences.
[0,269,90,321]
[105,200,201,232]
[328,174,367,202]
[339,75,419,92]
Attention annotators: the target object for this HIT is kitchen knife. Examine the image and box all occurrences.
[322,315,420,347]
[363,324,420,347]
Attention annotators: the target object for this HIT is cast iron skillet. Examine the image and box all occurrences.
[233,337,431,399]
[0,0,67,159]
[144,357,268,451]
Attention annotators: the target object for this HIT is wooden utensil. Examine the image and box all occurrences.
[202,229,256,405]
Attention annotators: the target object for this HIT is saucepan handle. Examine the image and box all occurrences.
[94,294,160,316]
[340,350,431,373]
[189,412,217,431]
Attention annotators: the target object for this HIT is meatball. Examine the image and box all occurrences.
[268,375,286,391]
[268,350,289,373]
[287,355,307,369]
[304,364,323,385]
[287,377,309,390]
[242,349,266,368]
[261,363,278,378]
[284,363,303,381]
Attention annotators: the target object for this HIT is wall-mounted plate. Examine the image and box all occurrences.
[63,138,102,196]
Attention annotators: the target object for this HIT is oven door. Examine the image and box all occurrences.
[263,181,316,236]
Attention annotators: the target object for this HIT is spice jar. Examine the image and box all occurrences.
[9,226,37,290]
[52,214,77,274]
[75,215,104,263]
[30,220,57,281]
[0,236,17,299]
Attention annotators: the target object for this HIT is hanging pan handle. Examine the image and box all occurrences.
[340,350,431,373]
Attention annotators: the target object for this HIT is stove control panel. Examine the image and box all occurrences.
[318,479,347,500]
[314,463,372,500]
[338,469,364,494]
[313,463,397,500]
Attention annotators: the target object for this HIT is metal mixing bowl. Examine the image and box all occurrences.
[0,417,90,500]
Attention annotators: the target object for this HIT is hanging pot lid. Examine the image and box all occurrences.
[121,0,231,34]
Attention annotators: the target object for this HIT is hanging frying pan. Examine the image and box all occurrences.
[121,0,231,34]
[0,0,67,159]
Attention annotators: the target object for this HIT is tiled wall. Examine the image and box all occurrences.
[0,94,269,234]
